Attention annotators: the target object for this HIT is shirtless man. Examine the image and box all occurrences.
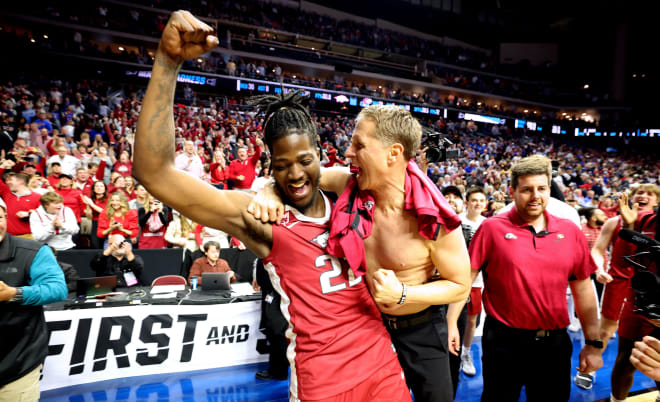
[133,11,411,401]
[252,106,471,401]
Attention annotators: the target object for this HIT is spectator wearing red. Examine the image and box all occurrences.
[55,174,86,223]
[225,138,263,191]
[0,167,41,238]
[108,175,134,200]
[598,195,619,219]
[87,161,107,184]
[209,148,227,189]
[46,161,63,189]
[124,176,137,200]
[97,192,139,244]
[325,147,346,167]
[137,197,170,249]
[113,150,133,177]
[73,167,94,197]
[82,180,108,249]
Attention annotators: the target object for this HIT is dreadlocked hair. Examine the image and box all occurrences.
[247,90,318,152]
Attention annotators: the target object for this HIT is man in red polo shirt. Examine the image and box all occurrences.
[225,138,263,191]
[0,166,42,238]
[469,154,603,401]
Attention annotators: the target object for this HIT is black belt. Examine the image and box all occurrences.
[382,307,434,330]
[486,316,565,340]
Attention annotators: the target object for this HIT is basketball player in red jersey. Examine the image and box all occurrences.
[250,107,472,402]
[134,11,411,402]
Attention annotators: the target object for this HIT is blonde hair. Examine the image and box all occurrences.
[179,215,196,237]
[356,105,421,160]
[631,183,660,200]
[510,155,552,189]
[106,191,130,219]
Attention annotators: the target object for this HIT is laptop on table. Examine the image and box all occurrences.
[76,276,118,297]
[201,272,232,291]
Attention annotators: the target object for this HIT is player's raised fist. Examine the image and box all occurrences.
[159,10,219,63]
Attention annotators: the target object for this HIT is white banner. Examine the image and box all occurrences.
[43,302,267,391]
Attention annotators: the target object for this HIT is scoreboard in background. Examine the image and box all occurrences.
[126,69,658,139]
[574,128,657,137]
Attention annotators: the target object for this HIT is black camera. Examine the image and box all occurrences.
[423,129,460,163]
[620,227,660,319]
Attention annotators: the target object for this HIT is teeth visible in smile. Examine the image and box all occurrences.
[291,182,305,188]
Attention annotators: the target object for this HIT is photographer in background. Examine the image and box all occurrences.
[90,234,143,287]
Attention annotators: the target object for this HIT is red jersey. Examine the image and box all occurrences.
[582,223,608,269]
[469,208,597,330]
[262,196,399,400]
[621,213,657,316]
[609,210,656,279]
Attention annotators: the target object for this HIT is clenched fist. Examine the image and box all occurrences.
[159,11,219,64]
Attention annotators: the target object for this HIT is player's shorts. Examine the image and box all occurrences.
[618,300,656,341]
[600,276,630,321]
[467,287,482,316]
[302,357,411,402]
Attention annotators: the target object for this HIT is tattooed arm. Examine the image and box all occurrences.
[134,11,271,257]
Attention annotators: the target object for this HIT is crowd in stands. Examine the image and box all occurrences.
[0,78,656,256]
[3,0,610,106]
[0,25,572,127]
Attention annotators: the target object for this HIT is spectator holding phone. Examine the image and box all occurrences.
[90,234,143,287]
[137,196,170,249]
[97,192,138,246]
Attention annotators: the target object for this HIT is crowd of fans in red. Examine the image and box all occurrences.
[0,78,657,254]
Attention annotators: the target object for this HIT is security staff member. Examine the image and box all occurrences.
[469,155,603,401]
[0,205,68,400]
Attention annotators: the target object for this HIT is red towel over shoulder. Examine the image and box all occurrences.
[328,160,461,277]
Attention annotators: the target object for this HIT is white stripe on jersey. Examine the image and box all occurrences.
[264,261,299,401]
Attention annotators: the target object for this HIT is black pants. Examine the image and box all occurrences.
[481,316,572,402]
[90,220,103,249]
[384,305,453,402]
[449,304,468,398]
[256,260,289,377]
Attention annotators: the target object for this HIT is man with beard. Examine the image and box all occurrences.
[133,11,410,401]
[469,155,602,401]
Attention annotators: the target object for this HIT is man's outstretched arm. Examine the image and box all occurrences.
[134,11,270,256]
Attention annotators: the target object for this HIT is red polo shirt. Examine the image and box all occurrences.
[469,208,596,330]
